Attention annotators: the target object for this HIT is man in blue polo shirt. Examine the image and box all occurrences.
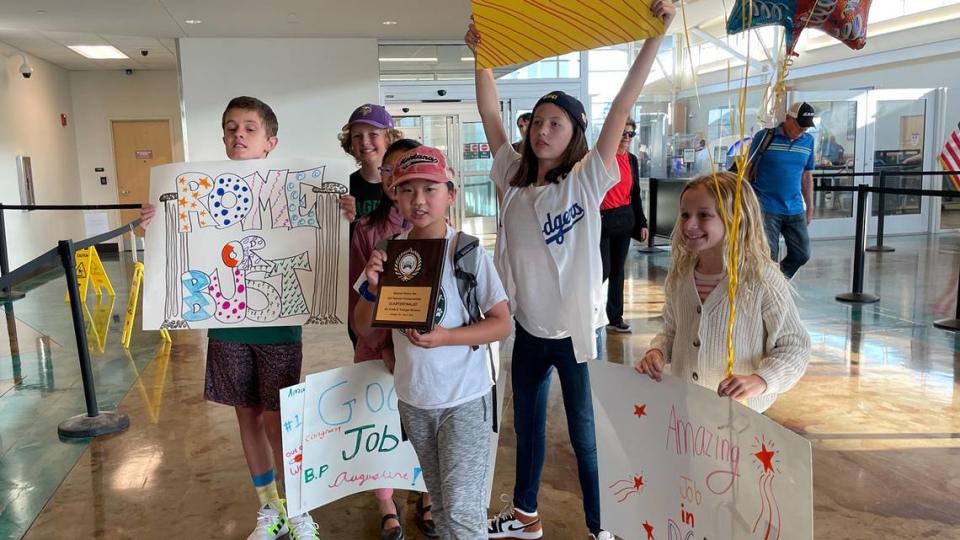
[747,102,816,278]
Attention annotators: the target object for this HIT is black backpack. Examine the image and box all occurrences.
[729,128,776,183]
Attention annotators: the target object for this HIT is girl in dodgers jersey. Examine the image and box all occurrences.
[466,2,677,539]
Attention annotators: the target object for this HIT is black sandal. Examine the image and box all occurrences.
[381,498,404,540]
[416,494,438,538]
[381,512,404,540]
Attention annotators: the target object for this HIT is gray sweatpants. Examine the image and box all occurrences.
[398,393,491,540]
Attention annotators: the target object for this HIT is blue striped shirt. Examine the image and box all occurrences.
[750,125,815,215]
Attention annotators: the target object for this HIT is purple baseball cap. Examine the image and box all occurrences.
[342,103,394,131]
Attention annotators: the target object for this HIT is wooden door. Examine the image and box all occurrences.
[112,120,173,236]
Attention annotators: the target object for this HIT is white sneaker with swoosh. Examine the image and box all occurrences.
[487,506,542,539]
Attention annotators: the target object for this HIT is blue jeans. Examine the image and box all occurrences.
[512,322,601,534]
[763,212,810,278]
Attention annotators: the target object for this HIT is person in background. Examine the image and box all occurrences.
[599,117,648,334]
[512,112,532,152]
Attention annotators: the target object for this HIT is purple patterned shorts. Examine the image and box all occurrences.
[204,339,303,411]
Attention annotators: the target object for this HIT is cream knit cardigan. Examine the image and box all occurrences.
[649,265,811,412]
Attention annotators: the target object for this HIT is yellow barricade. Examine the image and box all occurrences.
[122,262,144,349]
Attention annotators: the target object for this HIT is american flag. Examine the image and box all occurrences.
[940,121,960,191]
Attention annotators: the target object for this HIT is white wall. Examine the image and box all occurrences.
[0,50,85,268]
[178,38,380,162]
[70,69,184,230]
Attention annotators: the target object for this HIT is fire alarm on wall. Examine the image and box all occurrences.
[60,113,67,127]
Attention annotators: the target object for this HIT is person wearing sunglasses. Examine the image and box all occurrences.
[599,117,649,334]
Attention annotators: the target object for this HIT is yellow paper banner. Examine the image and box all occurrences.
[472,0,665,70]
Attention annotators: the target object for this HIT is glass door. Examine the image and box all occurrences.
[863,89,938,235]
[790,91,867,239]
[792,89,939,238]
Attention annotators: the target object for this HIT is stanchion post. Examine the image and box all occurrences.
[0,205,25,302]
[56,239,129,439]
[837,184,880,304]
[867,170,895,253]
[637,177,663,254]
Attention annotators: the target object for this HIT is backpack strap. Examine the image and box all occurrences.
[452,231,499,433]
[747,128,777,183]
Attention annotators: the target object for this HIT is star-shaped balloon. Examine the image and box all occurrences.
[726,0,872,55]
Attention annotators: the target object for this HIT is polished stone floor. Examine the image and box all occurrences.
[3,234,960,539]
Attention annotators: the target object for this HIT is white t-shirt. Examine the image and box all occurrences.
[490,143,619,361]
[392,226,508,409]
[503,186,568,338]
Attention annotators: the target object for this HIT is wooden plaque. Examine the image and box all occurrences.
[371,238,447,332]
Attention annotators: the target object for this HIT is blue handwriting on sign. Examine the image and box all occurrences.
[542,203,585,245]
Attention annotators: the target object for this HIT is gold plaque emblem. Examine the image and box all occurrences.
[394,248,422,282]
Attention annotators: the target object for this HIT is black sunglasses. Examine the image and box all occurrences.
[622,130,637,138]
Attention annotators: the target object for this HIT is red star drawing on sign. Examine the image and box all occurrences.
[633,475,644,490]
[754,443,775,473]
[642,521,654,539]
[633,404,647,418]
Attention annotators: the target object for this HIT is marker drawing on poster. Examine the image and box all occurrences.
[282,348,503,513]
[590,362,813,540]
[142,158,352,330]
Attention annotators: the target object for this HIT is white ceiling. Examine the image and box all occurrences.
[0,0,474,70]
[0,0,735,72]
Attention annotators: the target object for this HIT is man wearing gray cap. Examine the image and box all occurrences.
[745,102,817,278]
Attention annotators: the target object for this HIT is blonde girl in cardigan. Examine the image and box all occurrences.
[634,172,810,412]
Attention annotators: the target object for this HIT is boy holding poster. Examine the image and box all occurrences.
[141,96,355,539]
[354,146,512,539]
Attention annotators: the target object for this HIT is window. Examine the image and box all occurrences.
[500,52,580,80]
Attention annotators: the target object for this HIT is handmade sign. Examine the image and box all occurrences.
[726,0,872,55]
[142,158,352,330]
[372,238,447,332]
[471,0,665,69]
[283,353,504,513]
[590,362,813,540]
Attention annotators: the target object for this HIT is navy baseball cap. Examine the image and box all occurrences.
[533,91,588,131]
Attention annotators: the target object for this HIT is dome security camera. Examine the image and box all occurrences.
[437,89,447,97]
[401,107,410,113]
[19,61,32,79]
[140,49,149,57]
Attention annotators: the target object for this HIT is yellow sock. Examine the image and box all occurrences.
[253,470,284,514]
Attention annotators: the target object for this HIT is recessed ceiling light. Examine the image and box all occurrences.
[185,19,202,25]
[68,45,128,59]
[379,57,438,63]
[461,56,475,62]
[382,21,398,25]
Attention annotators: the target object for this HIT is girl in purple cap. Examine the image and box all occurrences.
[466,2,676,539]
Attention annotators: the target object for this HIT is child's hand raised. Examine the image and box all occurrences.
[652,0,677,28]
[634,349,665,381]
[464,22,481,54]
[717,374,768,401]
[406,326,450,349]
[364,249,387,291]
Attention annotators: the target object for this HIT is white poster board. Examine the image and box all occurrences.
[142,158,353,330]
[590,362,813,540]
[282,346,503,514]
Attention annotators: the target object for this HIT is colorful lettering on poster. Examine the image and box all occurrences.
[665,405,741,495]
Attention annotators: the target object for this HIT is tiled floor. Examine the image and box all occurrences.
[3,234,960,539]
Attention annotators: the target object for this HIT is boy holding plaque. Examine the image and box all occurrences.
[354,146,512,539]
